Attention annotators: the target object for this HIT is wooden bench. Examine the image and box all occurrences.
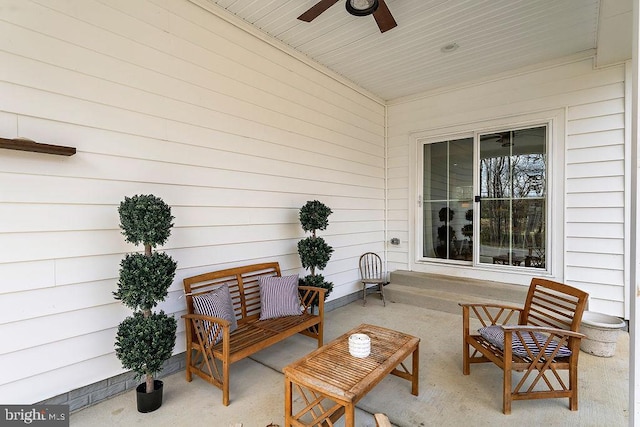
[460,278,588,414]
[182,262,326,406]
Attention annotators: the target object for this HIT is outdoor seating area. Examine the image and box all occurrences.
[70,298,628,426]
[4,2,638,424]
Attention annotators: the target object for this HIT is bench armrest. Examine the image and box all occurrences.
[182,313,232,327]
[298,286,326,316]
[182,313,232,354]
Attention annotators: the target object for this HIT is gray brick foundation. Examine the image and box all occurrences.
[37,292,355,413]
[37,353,187,413]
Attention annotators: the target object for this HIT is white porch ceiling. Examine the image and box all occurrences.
[191,0,631,102]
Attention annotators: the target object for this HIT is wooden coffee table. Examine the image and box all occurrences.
[283,323,420,427]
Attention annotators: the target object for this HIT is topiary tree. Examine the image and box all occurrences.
[297,200,334,302]
[114,194,177,396]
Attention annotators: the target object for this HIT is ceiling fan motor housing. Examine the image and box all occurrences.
[298,0,396,33]
[346,0,379,16]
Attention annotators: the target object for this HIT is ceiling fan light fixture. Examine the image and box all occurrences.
[346,0,379,17]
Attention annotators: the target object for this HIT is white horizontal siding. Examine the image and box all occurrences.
[565,63,626,316]
[0,0,385,404]
[565,251,624,270]
[566,222,624,238]
[387,57,627,317]
[566,191,624,207]
[2,353,123,406]
[565,175,624,193]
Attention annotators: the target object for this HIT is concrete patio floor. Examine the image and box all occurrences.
[70,299,629,427]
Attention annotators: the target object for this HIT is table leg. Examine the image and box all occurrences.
[284,377,292,427]
[412,342,419,396]
[344,402,355,427]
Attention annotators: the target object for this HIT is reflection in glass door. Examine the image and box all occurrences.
[478,126,547,269]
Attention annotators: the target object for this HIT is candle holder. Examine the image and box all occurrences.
[348,333,371,358]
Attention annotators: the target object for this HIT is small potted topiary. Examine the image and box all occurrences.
[113,194,177,413]
[297,200,334,305]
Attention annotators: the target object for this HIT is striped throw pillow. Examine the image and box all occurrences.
[478,325,572,358]
[258,274,302,320]
[192,284,237,345]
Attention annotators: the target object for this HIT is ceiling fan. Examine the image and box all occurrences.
[298,0,398,33]
[481,132,512,147]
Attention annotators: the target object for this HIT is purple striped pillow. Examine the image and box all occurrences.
[258,275,302,320]
[192,284,238,345]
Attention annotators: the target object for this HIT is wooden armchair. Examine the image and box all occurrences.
[460,278,589,414]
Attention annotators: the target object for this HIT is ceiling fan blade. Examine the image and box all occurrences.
[373,0,397,33]
[298,0,340,22]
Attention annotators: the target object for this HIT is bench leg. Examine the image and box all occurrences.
[222,359,230,406]
[185,349,193,382]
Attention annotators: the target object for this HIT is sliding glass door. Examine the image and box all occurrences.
[419,125,548,270]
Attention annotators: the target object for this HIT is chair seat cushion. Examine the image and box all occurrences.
[478,325,572,358]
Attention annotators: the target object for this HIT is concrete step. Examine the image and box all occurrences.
[385,270,529,315]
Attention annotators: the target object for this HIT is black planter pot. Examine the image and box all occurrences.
[136,380,163,413]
